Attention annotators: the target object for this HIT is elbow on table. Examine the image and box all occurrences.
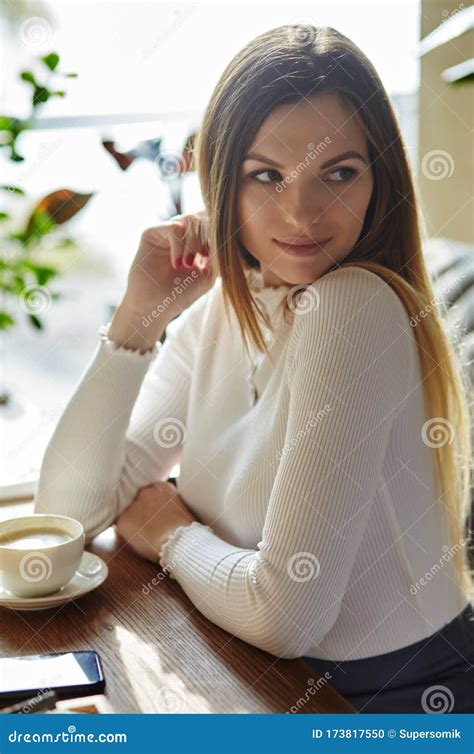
[262,630,329,661]
[246,599,341,661]
[252,632,323,661]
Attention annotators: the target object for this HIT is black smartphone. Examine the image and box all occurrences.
[0,650,105,702]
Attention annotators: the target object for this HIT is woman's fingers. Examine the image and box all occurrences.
[167,222,188,270]
[182,243,210,269]
[143,214,210,271]
[181,214,206,268]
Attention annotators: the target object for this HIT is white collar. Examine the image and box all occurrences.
[245,268,293,321]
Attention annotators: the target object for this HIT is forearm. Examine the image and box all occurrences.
[108,298,170,353]
[33,304,169,539]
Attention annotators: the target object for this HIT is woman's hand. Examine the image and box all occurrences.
[115,481,198,563]
[123,210,216,324]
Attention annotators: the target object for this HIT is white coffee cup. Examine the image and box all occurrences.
[0,514,85,597]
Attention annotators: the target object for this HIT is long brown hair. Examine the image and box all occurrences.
[194,24,472,597]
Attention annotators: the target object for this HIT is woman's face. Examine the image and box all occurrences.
[236,93,374,286]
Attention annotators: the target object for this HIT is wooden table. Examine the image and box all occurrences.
[0,498,355,714]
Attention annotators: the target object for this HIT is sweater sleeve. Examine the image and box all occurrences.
[33,292,211,544]
[158,267,414,659]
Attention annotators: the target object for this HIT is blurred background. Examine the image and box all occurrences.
[0,0,472,499]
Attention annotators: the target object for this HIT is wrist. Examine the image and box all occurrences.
[121,290,178,326]
[158,519,200,573]
[107,299,169,353]
[158,513,197,550]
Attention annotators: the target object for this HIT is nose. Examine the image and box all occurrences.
[278,177,327,227]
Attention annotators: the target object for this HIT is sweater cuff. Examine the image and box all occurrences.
[98,321,162,359]
[158,520,212,579]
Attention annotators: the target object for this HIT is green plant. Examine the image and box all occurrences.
[0,51,93,332]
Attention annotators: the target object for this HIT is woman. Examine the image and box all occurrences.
[34,24,473,713]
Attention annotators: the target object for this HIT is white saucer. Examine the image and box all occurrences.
[0,551,108,611]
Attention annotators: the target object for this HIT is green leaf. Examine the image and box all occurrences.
[61,237,76,247]
[0,115,13,130]
[21,260,58,286]
[23,208,55,245]
[20,71,36,85]
[0,185,25,195]
[41,52,60,71]
[9,231,28,243]
[65,72,78,78]
[37,268,58,286]
[28,313,43,330]
[33,87,50,105]
[0,311,15,330]
[52,91,66,98]
[0,281,22,295]
[0,116,26,137]
[0,211,10,221]
[13,275,27,294]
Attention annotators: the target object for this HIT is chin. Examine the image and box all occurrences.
[273,272,315,287]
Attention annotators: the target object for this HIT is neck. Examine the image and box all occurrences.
[260,266,288,287]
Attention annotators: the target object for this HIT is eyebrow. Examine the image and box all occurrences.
[244,150,368,170]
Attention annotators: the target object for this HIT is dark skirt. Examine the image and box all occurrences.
[302,602,474,713]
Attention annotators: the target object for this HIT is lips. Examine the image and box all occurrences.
[273,237,332,257]
[274,237,331,247]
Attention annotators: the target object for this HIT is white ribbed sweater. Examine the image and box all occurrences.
[33,266,469,661]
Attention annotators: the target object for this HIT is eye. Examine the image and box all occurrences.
[325,166,357,183]
[249,168,282,184]
[247,165,358,185]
